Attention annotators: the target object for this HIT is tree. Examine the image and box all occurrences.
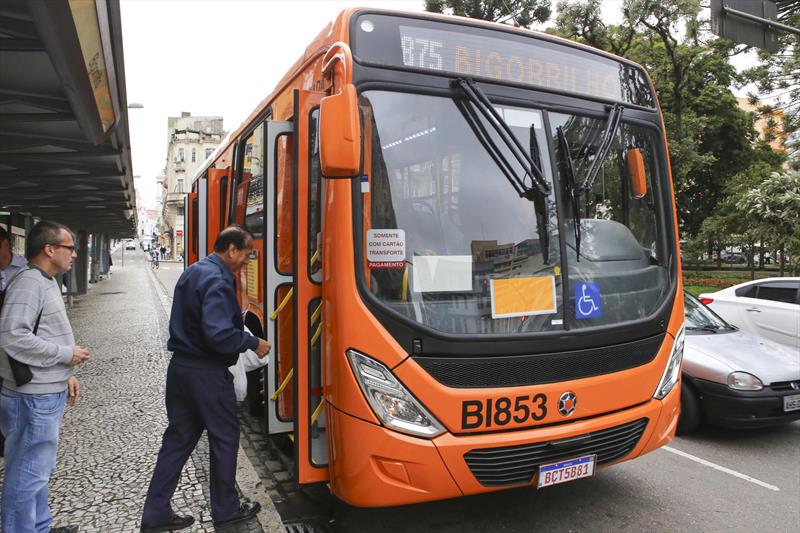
[424,0,552,28]
[549,0,786,236]
[735,170,800,276]
[741,1,800,138]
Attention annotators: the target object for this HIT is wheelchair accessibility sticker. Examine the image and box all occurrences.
[575,282,601,319]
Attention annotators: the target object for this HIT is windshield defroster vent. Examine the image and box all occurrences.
[412,334,665,388]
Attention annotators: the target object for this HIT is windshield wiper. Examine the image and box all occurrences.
[579,103,624,194]
[556,126,583,261]
[686,325,720,333]
[453,77,551,262]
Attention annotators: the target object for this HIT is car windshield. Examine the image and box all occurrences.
[359,90,674,336]
[684,292,730,330]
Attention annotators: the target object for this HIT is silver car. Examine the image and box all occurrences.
[678,292,800,434]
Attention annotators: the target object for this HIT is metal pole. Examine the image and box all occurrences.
[121,240,124,267]
[724,5,800,35]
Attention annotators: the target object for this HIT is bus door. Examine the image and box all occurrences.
[206,168,230,251]
[197,174,208,259]
[262,120,295,436]
[184,192,197,268]
[293,89,327,484]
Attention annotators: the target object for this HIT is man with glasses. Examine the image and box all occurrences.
[0,220,91,533]
[141,225,270,532]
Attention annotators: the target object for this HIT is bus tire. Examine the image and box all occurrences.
[677,380,701,435]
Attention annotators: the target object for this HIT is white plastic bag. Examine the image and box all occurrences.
[229,326,268,402]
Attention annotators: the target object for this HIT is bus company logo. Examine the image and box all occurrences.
[558,392,577,417]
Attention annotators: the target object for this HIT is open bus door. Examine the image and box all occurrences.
[261,90,328,485]
[197,174,208,260]
[185,192,197,268]
[292,89,327,484]
[206,168,231,252]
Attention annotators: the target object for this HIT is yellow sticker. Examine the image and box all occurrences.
[246,251,259,300]
[490,276,557,319]
[554,266,561,276]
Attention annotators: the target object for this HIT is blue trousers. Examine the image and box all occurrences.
[0,388,67,533]
[141,361,240,525]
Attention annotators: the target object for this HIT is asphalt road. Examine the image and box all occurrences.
[134,248,800,533]
[327,423,799,533]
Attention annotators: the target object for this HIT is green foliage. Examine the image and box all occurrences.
[424,0,552,27]
[549,0,787,236]
[735,170,800,250]
[741,1,800,137]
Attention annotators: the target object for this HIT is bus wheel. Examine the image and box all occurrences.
[677,380,701,435]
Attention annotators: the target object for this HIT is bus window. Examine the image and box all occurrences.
[243,123,265,238]
[191,196,199,256]
[219,175,228,231]
[308,109,323,283]
[276,133,294,275]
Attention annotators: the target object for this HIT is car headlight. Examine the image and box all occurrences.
[727,371,763,391]
[347,350,446,438]
[653,325,684,400]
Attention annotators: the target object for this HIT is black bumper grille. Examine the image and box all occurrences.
[414,334,665,388]
[463,418,649,487]
[771,380,800,392]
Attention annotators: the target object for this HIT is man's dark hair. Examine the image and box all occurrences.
[26,220,72,260]
[0,226,9,244]
[213,224,253,253]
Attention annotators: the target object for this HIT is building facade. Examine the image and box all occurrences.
[159,112,224,259]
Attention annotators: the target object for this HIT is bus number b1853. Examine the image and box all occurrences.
[461,393,547,429]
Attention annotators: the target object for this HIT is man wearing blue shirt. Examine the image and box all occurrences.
[141,225,270,532]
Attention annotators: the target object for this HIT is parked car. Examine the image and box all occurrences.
[124,240,136,250]
[722,253,745,264]
[699,277,799,351]
[679,292,800,434]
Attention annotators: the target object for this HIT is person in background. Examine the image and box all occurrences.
[0,220,91,533]
[0,226,27,292]
[140,225,270,532]
[0,226,27,458]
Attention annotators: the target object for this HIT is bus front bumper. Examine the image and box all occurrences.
[328,384,679,507]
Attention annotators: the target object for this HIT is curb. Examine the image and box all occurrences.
[147,262,284,532]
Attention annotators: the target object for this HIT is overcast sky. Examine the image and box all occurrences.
[120,0,754,209]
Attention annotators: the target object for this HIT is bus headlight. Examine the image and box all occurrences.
[653,325,684,400]
[347,350,446,438]
[727,372,763,391]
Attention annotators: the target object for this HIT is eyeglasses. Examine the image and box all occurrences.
[50,243,76,252]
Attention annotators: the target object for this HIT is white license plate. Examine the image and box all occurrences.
[537,454,596,489]
[784,394,800,412]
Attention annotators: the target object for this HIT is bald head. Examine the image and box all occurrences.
[213,225,253,254]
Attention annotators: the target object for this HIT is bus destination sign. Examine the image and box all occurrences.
[353,14,654,108]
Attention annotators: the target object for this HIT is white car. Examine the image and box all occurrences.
[679,292,800,434]
[699,277,799,351]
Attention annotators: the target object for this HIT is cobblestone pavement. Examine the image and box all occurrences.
[0,250,269,532]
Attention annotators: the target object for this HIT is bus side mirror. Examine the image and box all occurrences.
[627,148,647,199]
[319,84,361,178]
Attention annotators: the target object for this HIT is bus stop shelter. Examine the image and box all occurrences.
[0,0,136,294]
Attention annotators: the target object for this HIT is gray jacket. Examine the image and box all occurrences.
[0,265,74,393]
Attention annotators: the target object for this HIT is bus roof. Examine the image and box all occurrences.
[192,7,653,189]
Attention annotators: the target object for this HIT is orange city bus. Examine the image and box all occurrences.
[184,8,685,507]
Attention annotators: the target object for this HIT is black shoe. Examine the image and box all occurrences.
[213,499,261,527]
[139,514,194,532]
[50,527,79,533]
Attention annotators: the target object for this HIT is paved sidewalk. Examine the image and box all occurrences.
[0,251,280,532]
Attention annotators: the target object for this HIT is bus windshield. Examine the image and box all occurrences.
[359,90,674,336]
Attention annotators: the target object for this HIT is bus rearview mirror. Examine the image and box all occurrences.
[320,84,361,178]
[627,148,647,199]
